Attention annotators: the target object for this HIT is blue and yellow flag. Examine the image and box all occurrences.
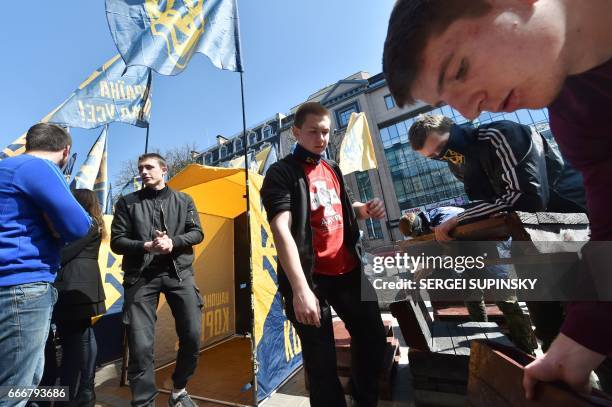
[338,112,378,175]
[0,133,27,160]
[72,127,109,211]
[48,55,152,129]
[62,153,78,182]
[106,0,243,75]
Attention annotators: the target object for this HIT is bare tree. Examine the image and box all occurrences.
[112,142,199,200]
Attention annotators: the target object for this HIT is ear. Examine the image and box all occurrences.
[63,145,71,158]
[291,125,300,139]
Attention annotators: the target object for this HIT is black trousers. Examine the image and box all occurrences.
[285,269,387,407]
[123,271,203,407]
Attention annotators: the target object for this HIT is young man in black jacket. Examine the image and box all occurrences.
[408,114,585,351]
[111,153,204,407]
[261,102,387,407]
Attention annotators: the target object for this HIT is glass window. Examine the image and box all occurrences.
[220,146,227,159]
[335,103,359,128]
[262,125,273,139]
[235,138,243,151]
[384,94,395,110]
[248,131,258,146]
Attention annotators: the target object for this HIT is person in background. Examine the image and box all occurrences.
[54,189,107,406]
[408,115,584,353]
[0,123,91,406]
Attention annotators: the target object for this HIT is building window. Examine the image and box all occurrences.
[235,138,244,152]
[220,146,227,160]
[211,149,219,162]
[203,154,211,165]
[384,94,395,110]
[262,125,273,139]
[248,131,258,146]
[335,102,359,128]
[355,171,384,239]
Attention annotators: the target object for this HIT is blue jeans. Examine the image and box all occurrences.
[0,282,57,407]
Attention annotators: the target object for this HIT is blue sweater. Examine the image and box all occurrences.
[0,154,91,286]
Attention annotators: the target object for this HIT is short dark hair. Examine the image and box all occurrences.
[408,114,454,150]
[138,153,167,169]
[293,102,330,128]
[383,0,492,107]
[25,123,72,152]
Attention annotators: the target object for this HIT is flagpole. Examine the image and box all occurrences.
[240,68,259,397]
[144,124,150,154]
[374,170,393,241]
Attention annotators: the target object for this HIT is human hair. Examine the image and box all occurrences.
[398,213,417,237]
[72,189,107,240]
[408,114,454,151]
[293,102,331,128]
[399,211,427,238]
[383,0,492,107]
[25,123,72,152]
[138,153,167,169]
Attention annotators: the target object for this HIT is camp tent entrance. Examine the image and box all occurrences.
[144,164,302,405]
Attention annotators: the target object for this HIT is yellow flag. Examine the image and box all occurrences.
[338,112,378,175]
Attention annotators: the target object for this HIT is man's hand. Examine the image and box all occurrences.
[144,241,156,252]
[523,333,605,400]
[153,230,173,254]
[432,216,458,241]
[364,198,386,219]
[293,287,321,327]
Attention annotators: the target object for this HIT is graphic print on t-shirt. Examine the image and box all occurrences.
[310,180,342,232]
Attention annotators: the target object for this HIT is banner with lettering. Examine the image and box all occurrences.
[48,54,152,129]
[248,173,302,401]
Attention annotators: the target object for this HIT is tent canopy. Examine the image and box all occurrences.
[168,164,252,219]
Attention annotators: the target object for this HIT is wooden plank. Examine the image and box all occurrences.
[390,297,432,351]
[446,322,470,356]
[468,340,612,407]
[409,349,469,383]
[154,337,254,406]
[535,212,589,225]
[477,322,514,348]
[460,321,488,343]
[433,303,505,323]
[431,322,455,354]
[398,216,511,247]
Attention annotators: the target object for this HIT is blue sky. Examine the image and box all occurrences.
[0,1,395,185]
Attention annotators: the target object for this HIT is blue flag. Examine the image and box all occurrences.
[72,127,109,211]
[48,55,152,129]
[106,0,243,75]
[0,133,27,160]
[62,153,78,182]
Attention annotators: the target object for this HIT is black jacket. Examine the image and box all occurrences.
[261,155,362,300]
[447,121,570,224]
[54,221,106,321]
[111,186,204,285]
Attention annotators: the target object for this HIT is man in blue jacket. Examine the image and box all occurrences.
[0,123,91,403]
